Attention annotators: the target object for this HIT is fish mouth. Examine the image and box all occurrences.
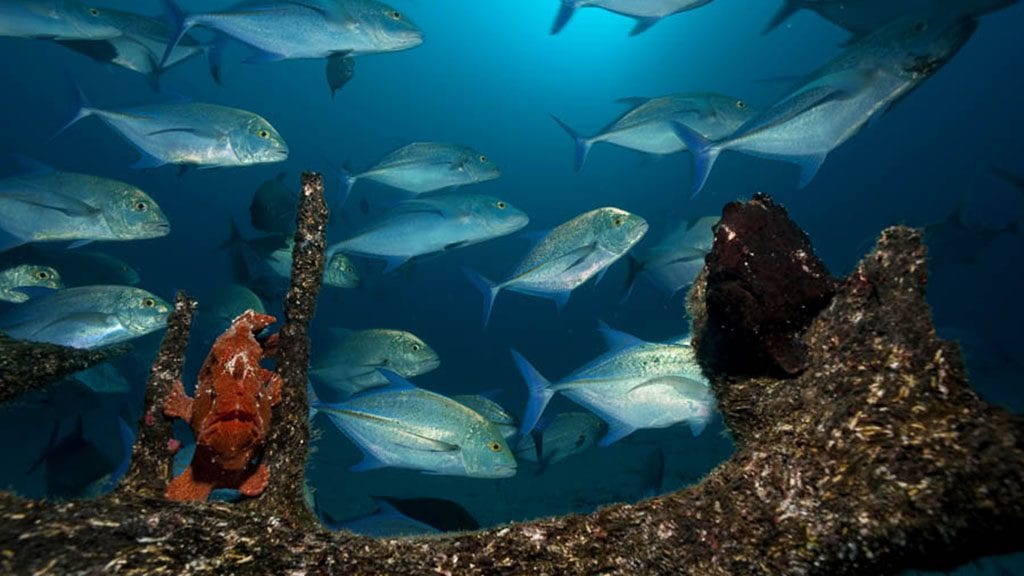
[145,222,172,236]
[490,464,518,478]
[211,410,257,425]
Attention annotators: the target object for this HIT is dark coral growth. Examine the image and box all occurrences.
[0,333,129,404]
[694,192,837,378]
[1,192,1022,576]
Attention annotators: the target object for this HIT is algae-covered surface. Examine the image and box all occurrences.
[1,188,1021,575]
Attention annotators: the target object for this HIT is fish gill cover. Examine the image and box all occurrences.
[0,0,1022,573]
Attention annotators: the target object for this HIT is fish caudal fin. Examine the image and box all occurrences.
[332,162,358,209]
[51,74,96,142]
[159,0,192,69]
[670,121,721,197]
[510,349,555,437]
[763,0,807,34]
[462,267,501,329]
[550,114,592,172]
[551,0,578,34]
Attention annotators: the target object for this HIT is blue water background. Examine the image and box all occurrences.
[0,0,1022,569]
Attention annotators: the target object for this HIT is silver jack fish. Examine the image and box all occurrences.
[514,412,605,472]
[552,93,757,172]
[764,0,1017,36]
[465,207,647,328]
[311,328,439,397]
[329,194,528,273]
[0,168,170,253]
[160,0,423,90]
[622,215,717,301]
[336,142,501,204]
[0,284,170,349]
[0,265,63,303]
[0,0,121,41]
[551,0,716,35]
[512,323,713,446]
[311,372,517,478]
[676,13,978,195]
[54,84,288,169]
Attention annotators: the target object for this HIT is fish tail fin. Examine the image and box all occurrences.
[550,114,592,172]
[334,162,358,208]
[763,0,806,34]
[206,36,227,85]
[462,267,500,329]
[551,0,578,34]
[620,254,643,303]
[159,0,192,69]
[306,381,320,421]
[51,74,95,142]
[670,121,722,198]
[218,218,244,251]
[510,349,556,437]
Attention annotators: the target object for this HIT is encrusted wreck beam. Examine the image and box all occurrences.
[0,193,1021,576]
[0,334,129,404]
[116,291,197,499]
[238,171,327,526]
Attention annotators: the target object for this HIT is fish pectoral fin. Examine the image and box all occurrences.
[146,127,205,137]
[629,16,660,36]
[0,189,101,218]
[444,240,470,251]
[389,428,461,453]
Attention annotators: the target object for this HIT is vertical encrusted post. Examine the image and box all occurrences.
[245,172,326,527]
[116,291,197,498]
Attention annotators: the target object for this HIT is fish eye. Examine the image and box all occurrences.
[487,442,503,452]
[613,217,624,227]
[88,7,100,16]
[495,201,506,209]
[35,270,49,280]
[411,343,421,351]
[912,21,928,34]
[258,130,270,139]
[736,100,746,109]
[479,155,487,163]
[134,201,148,212]
[142,298,156,308]
[387,10,401,20]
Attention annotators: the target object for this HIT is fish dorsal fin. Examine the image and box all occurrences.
[595,321,647,352]
[739,68,876,138]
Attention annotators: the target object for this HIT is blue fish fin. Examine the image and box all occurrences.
[629,16,660,36]
[336,162,358,207]
[306,381,320,422]
[380,255,410,274]
[51,73,95,142]
[375,369,418,392]
[67,239,94,249]
[598,416,637,447]
[11,155,54,175]
[616,97,650,107]
[549,291,570,314]
[130,153,166,170]
[510,349,555,436]
[796,153,827,188]
[159,0,191,69]
[550,114,592,172]
[462,267,501,329]
[670,121,721,197]
[594,264,611,285]
[619,254,643,303]
[688,416,709,437]
[762,0,806,34]
[206,36,227,85]
[551,0,578,34]
[596,321,646,351]
[350,452,388,472]
[11,286,60,300]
